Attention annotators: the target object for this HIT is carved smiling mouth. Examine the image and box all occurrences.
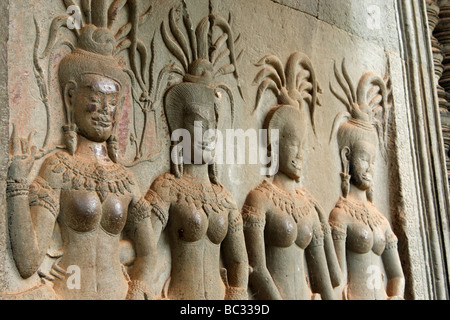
[361,173,373,182]
[291,160,301,170]
[92,115,113,128]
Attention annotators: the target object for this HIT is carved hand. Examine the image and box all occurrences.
[126,280,151,300]
[8,125,37,180]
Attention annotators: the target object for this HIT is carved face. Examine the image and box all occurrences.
[348,140,376,191]
[183,104,217,165]
[277,125,306,181]
[68,74,122,143]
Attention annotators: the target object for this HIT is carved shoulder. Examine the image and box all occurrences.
[215,184,238,210]
[329,205,348,241]
[27,153,64,219]
[329,205,348,224]
[243,187,270,215]
[149,173,176,204]
[36,152,67,189]
[124,170,142,198]
[241,186,270,230]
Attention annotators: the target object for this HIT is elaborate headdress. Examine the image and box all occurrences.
[36,0,152,161]
[330,59,392,151]
[253,51,322,136]
[156,4,244,182]
[252,51,321,179]
[329,59,392,199]
[262,104,305,181]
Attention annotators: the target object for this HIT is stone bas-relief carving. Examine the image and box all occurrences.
[142,6,248,300]
[328,61,405,300]
[243,52,341,300]
[5,0,442,301]
[7,1,158,300]
[432,0,450,186]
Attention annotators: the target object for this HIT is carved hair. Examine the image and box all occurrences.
[330,59,392,156]
[159,5,243,183]
[336,119,378,153]
[165,82,220,182]
[330,59,392,200]
[40,1,152,160]
[58,27,127,91]
[253,51,321,135]
[253,51,320,181]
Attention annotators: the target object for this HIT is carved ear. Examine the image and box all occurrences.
[340,146,350,174]
[63,81,77,124]
[115,96,126,124]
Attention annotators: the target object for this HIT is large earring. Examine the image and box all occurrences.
[170,143,183,178]
[209,163,219,184]
[63,123,78,155]
[265,144,272,178]
[340,171,351,198]
[107,135,119,163]
[367,187,374,203]
[340,147,351,198]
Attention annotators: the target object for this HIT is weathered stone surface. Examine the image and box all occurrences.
[271,0,319,17]
[0,0,9,295]
[0,0,448,301]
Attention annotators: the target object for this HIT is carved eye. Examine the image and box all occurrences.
[359,157,371,166]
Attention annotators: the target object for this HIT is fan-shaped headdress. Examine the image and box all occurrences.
[253,52,322,136]
[329,59,392,199]
[329,59,392,160]
[157,4,244,182]
[157,4,244,134]
[38,0,152,160]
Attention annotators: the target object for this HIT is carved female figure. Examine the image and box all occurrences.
[243,53,341,300]
[328,61,405,300]
[143,8,248,300]
[7,2,156,300]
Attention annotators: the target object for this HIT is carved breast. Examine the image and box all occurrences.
[265,211,297,248]
[346,223,386,255]
[260,182,316,249]
[265,210,314,249]
[207,209,229,244]
[163,175,233,245]
[170,203,228,245]
[171,204,208,242]
[60,191,128,236]
[49,152,134,236]
[337,198,388,256]
[295,218,314,249]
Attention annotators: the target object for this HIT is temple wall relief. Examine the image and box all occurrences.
[0,0,449,300]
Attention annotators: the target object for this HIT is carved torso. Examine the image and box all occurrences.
[48,152,134,235]
[153,173,237,244]
[330,197,397,256]
[330,197,399,300]
[149,173,241,300]
[30,151,137,299]
[245,180,324,249]
[243,180,325,299]
[59,191,128,235]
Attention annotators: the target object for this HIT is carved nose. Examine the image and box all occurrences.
[98,101,109,114]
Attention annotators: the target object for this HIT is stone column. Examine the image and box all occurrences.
[428,1,447,108]
[0,0,9,294]
[434,0,450,184]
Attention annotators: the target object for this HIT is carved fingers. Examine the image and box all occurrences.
[8,124,37,180]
